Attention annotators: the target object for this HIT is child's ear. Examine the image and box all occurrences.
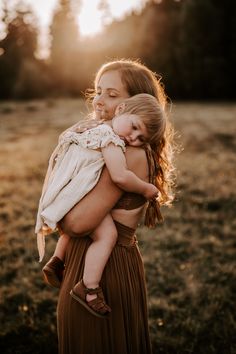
[115,103,126,115]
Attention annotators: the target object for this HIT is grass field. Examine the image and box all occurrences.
[0,99,236,354]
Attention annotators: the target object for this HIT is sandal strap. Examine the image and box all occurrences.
[89,297,111,312]
[81,280,110,311]
[84,286,102,295]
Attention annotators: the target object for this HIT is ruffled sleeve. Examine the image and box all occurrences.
[76,124,126,152]
[99,125,126,152]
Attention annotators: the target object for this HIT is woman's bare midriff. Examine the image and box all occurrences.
[111,205,146,229]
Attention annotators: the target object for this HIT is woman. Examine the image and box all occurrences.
[57,60,175,354]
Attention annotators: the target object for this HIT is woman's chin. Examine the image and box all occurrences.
[96,110,111,121]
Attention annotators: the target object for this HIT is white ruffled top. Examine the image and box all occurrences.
[35,124,125,262]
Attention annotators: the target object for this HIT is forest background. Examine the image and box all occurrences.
[0,0,235,100]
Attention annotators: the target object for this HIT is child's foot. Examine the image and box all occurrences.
[42,256,65,288]
[70,279,111,318]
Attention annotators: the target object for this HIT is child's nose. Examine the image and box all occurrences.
[130,131,139,141]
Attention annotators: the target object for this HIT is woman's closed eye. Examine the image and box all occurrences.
[95,90,117,98]
[132,122,138,130]
[107,89,119,98]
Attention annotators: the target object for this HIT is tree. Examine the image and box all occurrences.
[179,0,235,99]
[0,3,38,98]
[50,0,80,93]
[98,0,112,26]
[139,0,183,97]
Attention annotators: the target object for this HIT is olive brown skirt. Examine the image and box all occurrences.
[57,221,152,354]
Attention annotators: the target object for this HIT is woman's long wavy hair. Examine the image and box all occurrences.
[89,59,176,226]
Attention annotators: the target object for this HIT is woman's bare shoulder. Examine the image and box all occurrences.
[125,147,149,181]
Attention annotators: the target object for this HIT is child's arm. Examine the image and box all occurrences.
[102,144,158,200]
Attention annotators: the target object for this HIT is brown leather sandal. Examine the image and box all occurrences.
[42,256,65,288]
[70,279,111,319]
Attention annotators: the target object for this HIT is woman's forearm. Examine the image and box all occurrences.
[59,167,123,237]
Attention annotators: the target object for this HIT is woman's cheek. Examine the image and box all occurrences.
[106,99,124,118]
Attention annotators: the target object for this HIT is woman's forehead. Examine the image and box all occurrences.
[97,70,127,92]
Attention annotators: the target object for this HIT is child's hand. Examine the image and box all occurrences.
[144,184,159,200]
[75,120,101,133]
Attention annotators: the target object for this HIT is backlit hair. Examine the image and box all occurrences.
[94,59,167,111]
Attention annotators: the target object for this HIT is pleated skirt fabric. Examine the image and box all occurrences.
[57,221,152,354]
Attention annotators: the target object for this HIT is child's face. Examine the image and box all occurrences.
[112,113,148,147]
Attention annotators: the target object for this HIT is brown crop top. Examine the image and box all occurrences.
[113,192,147,210]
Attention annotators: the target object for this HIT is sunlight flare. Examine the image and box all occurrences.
[77,1,103,37]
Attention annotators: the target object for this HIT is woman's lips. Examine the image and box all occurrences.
[95,108,106,118]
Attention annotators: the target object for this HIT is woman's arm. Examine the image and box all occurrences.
[59,167,122,237]
[59,147,149,237]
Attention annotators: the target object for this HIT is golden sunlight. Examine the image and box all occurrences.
[78,1,103,37]
[77,0,143,37]
[0,0,143,57]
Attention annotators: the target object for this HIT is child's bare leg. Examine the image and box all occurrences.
[52,233,70,261]
[70,214,116,316]
[83,214,117,300]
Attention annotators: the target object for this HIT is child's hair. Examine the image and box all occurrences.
[119,93,166,148]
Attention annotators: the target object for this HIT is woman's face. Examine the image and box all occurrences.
[93,70,130,120]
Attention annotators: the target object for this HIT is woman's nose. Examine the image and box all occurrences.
[95,94,104,106]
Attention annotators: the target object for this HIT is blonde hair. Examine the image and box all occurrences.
[91,59,176,226]
[120,93,166,147]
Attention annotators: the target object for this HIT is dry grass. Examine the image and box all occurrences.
[0,99,236,353]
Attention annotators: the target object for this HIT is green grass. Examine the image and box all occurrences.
[0,100,236,353]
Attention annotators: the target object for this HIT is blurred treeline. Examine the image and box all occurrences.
[0,0,235,100]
